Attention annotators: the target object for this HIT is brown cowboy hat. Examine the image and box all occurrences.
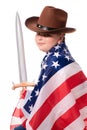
[25,6,76,33]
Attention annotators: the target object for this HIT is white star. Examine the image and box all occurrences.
[52,61,60,68]
[54,45,60,50]
[42,74,47,81]
[53,52,60,58]
[65,55,70,61]
[35,89,39,96]
[47,52,51,57]
[64,48,68,54]
[36,80,40,85]
[28,95,32,101]
[42,63,48,69]
[29,105,33,112]
[45,52,51,60]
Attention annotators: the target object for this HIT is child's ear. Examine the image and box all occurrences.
[57,34,65,44]
[60,34,65,40]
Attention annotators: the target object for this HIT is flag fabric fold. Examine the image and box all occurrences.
[10,89,30,130]
[11,42,87,130]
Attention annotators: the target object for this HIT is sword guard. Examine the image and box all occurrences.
[12,81,35,90]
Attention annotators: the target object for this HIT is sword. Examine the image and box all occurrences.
[15,12,27,83]
[12,12,34,90]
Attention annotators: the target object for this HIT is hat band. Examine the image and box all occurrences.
[37,24,57,31]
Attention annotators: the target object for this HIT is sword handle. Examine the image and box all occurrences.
[12,82,35,90]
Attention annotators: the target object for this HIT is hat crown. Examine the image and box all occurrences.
[25,6,76,33]
[38,6,68,29]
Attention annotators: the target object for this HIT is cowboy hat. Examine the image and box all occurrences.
[25,6,76,33]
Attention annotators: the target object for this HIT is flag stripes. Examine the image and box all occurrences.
[10,90,27,130]
[52,95,87,130]
[25,62,87,130]
[29,72,86,129]
[64,117,85,130]
[52,104,81,130]
[23,62,82,118]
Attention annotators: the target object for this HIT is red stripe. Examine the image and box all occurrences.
[20,89,27,99]
[52,103,80,130]
[12,90,27,118]
[12,107,24,118]
[29,71,86,129]
[84,118,87,129]
[22,119,27,128]
[10,90,27,130]
[52,94,87,130]
[76,94,87,109]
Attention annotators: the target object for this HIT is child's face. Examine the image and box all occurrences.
[35,32,63,52]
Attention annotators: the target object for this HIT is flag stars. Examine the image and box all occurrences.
[65,55,70,61]
[47,52,52,58]
[45,52,51,61]
[54,45,60,50]
[36,79,40,85]
[35,89,40,96]
[42,63,48,70]
[52,61,60,68]
[29,105,33,112]
[53,52,60,58]
[28,95,32,101]
[42,74,47,81]
[64,48,68,54]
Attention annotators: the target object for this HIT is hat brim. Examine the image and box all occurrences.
[25,17,76,33]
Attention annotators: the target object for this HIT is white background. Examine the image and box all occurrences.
[0,0,87,129]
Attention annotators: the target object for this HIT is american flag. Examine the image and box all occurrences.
[22,42,87,130]
[10,89,28,130]
[11,42,87,130]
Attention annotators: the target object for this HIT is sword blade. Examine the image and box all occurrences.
[16,12,27,83]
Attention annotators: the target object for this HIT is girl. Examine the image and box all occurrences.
[12,6,87,130]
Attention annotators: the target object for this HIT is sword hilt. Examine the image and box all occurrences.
[12,82,35,90]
